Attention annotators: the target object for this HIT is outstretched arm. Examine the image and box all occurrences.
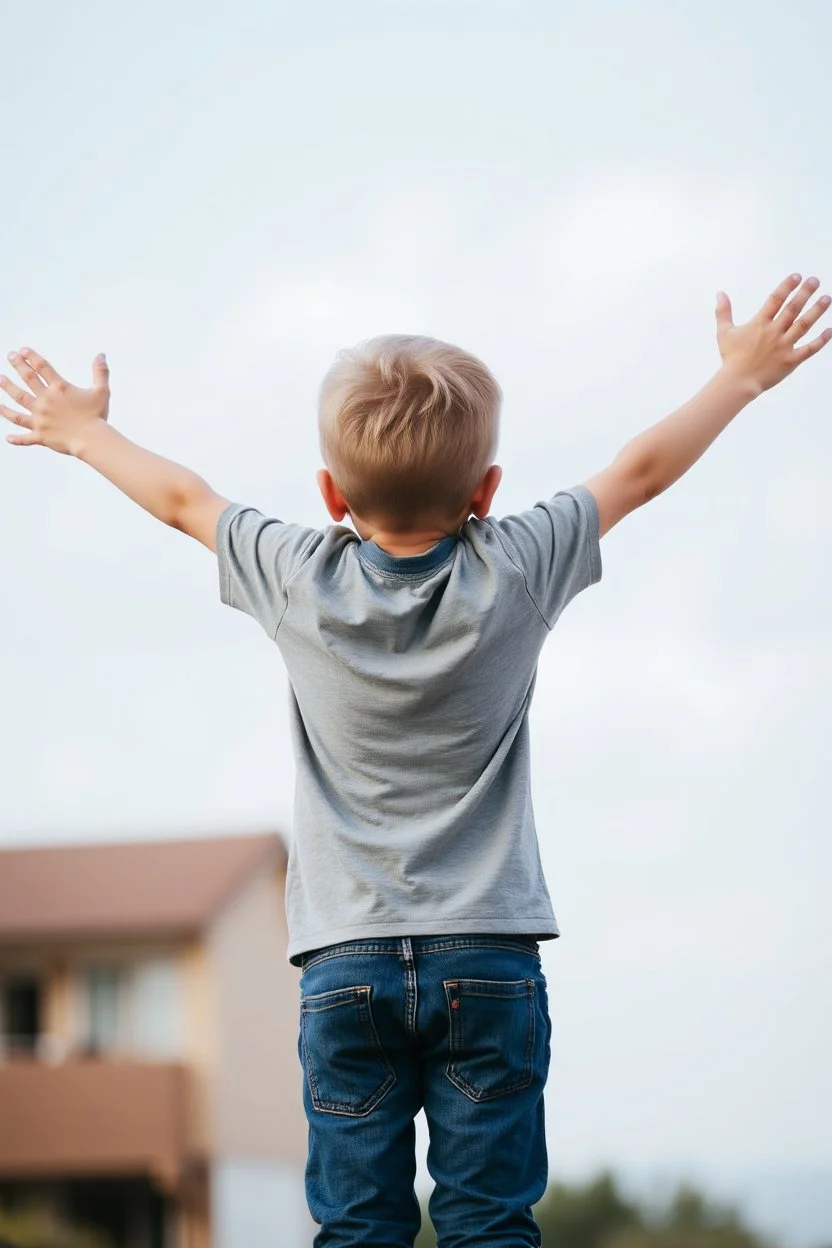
[585,273,831,537]
[0,349,229,551]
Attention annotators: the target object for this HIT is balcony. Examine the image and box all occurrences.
[0,1056,199,1192]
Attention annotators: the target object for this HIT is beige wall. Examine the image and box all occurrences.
[181,939,216,1155]
[207,864,306,1164]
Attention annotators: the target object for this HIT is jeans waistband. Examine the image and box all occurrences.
[300,933,541,972]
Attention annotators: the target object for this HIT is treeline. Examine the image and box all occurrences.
[415,1172,778,1248]
[0,1205,108,1248]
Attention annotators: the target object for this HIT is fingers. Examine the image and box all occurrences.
[777,276,820,332]
[0,373,35,411]
[759,273,803,321]
[15,347,63,388]
[794,327,832,366]
[5,432,40,446]
[1,372,39,441]
[715,291,734,332]
[785,291,831,344]
[7,350,45,394]
[0,402,34,430]
[92,352,109,391]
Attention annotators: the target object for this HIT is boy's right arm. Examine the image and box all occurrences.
[1,348,229,551]
[74,422,230,552]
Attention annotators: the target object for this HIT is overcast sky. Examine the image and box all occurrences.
[1,1,830,1242]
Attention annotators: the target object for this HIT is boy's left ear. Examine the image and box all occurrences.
[469,465,503,519]
[317,469,350,522]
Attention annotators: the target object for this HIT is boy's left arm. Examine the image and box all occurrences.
[0,348,229,551]
[584,273,831,537]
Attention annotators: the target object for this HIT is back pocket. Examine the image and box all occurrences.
[300,985,395,1117]
[444,978,535,1102]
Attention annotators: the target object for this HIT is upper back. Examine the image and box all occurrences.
[217,486,601,830]
[216,486,601,959]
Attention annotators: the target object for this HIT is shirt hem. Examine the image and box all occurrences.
[287,916,560,965]
[216,502,243,607]
[566,484,603,586]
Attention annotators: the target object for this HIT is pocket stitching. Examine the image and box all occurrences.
[301,984,372,1006]
[444,978,536,1103]
[301,985,396,1118]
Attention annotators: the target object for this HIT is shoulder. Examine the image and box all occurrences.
[218,506,327,565]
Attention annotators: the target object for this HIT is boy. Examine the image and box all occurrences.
[2,273,829,1248]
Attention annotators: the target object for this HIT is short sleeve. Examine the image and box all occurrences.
[491,485,602,628]
[216,504,321,638]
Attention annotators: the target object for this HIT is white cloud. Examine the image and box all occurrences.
[540,175,762,283]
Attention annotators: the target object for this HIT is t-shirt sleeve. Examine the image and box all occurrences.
[216,504,321,638]
[491,484,602,628]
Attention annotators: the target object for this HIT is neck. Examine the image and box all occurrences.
[364,528,452,557]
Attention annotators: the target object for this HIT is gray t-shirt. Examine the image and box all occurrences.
[217,486,602,964]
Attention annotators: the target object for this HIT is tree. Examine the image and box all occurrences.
[0,1205,112,1248]
[535,1173,640,1248]
[603,1182,772,1248]
[415,1171,639,1247]
[414,1175,776,1248]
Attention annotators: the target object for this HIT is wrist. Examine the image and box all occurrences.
[71,418,114,461]
[718,361,765,404]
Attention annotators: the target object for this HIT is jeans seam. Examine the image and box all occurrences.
[402,937,418,1040]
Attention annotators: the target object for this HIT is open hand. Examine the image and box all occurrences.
[0,349,110,456]
[716,274,831,395]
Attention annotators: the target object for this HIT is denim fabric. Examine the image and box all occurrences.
[298,935,551,1247]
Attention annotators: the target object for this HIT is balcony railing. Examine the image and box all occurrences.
[0,1054,200,1192]
[0,1032,72,1063]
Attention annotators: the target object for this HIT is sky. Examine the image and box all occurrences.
[1,1,831,1242]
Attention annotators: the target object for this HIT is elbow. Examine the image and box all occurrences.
[166,487,194,533]
[629,448,670,505]
[641,472,665,505]
[615,452,665,509]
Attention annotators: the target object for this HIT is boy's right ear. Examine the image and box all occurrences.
[317,469,349,522]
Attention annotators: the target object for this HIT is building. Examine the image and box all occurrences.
[0,833,314,1248]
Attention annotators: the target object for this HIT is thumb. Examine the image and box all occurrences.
[92,352,109,390]
[715,291,734,333]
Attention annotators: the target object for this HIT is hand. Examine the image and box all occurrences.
[716,273,831,396]
[0,348,110,456]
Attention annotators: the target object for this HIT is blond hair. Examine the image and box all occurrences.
[318,334,502,529]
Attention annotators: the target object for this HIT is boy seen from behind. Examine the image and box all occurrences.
[2,272,829,1248]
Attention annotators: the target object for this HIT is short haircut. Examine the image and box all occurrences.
[318,334,502,529]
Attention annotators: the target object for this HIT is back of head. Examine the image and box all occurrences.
[318,334,502,531]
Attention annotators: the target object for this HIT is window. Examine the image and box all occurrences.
[81,957,183,1059]
[131,958,183,1058]
[84,966,124,1055]
[1,977,42,1055]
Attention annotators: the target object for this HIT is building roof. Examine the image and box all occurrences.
[0,833,286,944]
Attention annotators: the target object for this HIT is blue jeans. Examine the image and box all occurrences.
[298,935,551,1247]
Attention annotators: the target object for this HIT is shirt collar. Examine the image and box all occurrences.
[358,535,458,576]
